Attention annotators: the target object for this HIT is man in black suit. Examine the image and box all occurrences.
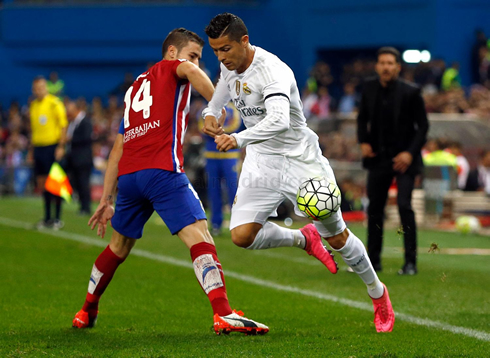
[357,47,429,275]
[66,100,93,215]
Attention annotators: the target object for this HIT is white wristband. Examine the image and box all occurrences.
[202,106,226,122]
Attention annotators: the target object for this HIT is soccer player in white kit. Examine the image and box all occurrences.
[202,13,394,333]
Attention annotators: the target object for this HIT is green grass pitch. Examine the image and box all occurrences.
[1,197,490,357]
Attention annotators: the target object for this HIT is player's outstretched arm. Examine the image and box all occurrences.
[176,61,224,137]
[176,61,214,101]
[88,134,123,238]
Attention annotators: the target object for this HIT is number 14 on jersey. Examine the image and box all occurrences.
[124,79,153,128]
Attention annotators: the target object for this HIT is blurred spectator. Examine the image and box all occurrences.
[92,141,110,173]
[5,128,28,167]
[303,86,333,120]
[441,62,461,91]
[341,59,376,89]
[76,97,88,113]
[65,99,93,215]
[466,85,490,118]
[90,96,109,142]
[465,150,490,195]
[301,88,317,118]
[338,82,358,114]
[311,86,333,120]
[4,128,30,195]
[307,61,333,92]
[449,141,470,190]
[423,138,458,169]
[471,29,488,84]
[47,71,65,98]
[0,123,6,160]
[442,88,469,113]
[477,46,490,88]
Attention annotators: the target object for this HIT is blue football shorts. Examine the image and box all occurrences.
[111,169,206,238]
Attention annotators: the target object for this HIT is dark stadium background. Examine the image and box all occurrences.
[1,0,489,103]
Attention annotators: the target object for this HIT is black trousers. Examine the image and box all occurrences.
[70,166,92,213]
[366,167,417,267]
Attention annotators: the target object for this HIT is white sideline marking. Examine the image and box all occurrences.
[1,216,490,342]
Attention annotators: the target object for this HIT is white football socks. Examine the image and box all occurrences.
[245,222,306,250]
[332,229,384,299]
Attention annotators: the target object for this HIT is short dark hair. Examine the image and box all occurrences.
[377,47,401,63]
[161,28,205,58]
[205,13,248,42]
[435,138,450,150]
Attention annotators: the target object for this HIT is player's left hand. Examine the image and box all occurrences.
[88,202,115,238]
[393,151,413,173]
[215,134,237,152]
[55,145,65,161]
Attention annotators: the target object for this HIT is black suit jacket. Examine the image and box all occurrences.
[67,114,93,169]
[357,77,429,174]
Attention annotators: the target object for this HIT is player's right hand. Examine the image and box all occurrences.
[88,202,115,238]
[203,115,224,138]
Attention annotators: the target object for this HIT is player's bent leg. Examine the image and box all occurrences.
[73,230,133,329]
[233,221,339,273]
[230,222,263,248]
[233,221,311,252]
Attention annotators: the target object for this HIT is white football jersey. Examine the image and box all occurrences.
[205,46,320,157]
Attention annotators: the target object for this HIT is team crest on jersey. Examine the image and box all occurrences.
[235,80,241,95]
[243,83,252,95]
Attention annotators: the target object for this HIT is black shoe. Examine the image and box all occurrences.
[398,263,417,275]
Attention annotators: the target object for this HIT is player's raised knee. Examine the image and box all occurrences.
[230,223,262,248]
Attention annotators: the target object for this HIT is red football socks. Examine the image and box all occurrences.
[82,245,125,317]
[190,242,232,317]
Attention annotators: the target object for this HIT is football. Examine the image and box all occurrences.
[455,215,481,234]
[296,177,341,221]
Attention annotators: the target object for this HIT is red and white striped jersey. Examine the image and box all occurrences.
[118,59,191,176]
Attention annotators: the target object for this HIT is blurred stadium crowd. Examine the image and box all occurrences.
[1,31,490,211]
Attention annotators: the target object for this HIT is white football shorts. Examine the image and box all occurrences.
[230,144,346,237]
